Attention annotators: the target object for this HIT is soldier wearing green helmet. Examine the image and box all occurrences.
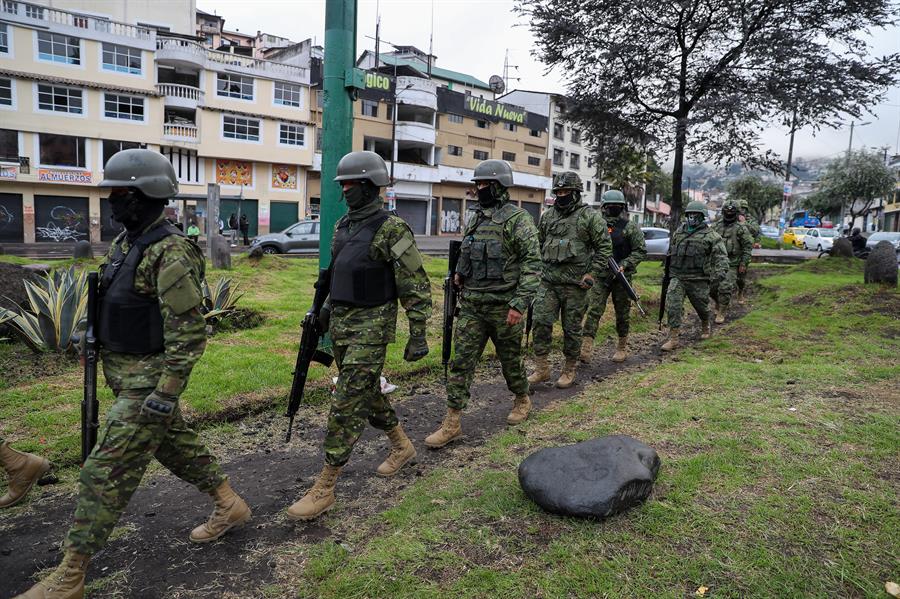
[19,149,252,599]
[660,200,729,351]
[735,199,760,303]
[710,200,753,323]
[527,171,611,388]
[580,189,647,363]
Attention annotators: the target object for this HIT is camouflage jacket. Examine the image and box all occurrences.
[456,192,541,314]
[712,220,754,267]
[605,215,647,276]
[669,223,729,282]
[329,203,432,345]
[100,215,206,397]
[742,217,761,242]
[537,202,612,285]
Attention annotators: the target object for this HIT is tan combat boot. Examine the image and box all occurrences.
[660,328,680,351]
[714,306,726,324]
[189,480,252,543]
[286,465,342,521]
[527,355,551,384]
[507,394,532,425]
[737,289,746,304]
[579,337,594,363]
[376,425,416,476]
[612,337,628,363]
[15,550,90,599]
[700,320,712,339]
[1,441,50,509]
[424,408,462,449]
[555,358,578,389]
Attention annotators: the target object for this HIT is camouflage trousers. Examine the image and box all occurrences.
[66,388,225,555]
[583,277,633,339]
[324,343,398,467]
[446,299,529,411]
[532,282,588,359]
[737,266,749,293]
[666,276,711,329]
[710,266,739,309]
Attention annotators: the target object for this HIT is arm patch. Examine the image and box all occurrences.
[390,235,423,271]
[158,258,202,315]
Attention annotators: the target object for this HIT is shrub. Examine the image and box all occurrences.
[202,276,243,322]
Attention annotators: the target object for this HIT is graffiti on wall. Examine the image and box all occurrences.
[36,206,87,241]
[440,210,461,233]
[215,160,252,186]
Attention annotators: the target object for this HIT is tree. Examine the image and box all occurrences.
[811,150,896,227]
[517,0,900,230]
[599,144,648,207]
[645,157,673,205]
[726,175,782,223]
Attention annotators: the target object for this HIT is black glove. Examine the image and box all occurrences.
[316,303,331,337]
[404,321,428,362]
[141,391,177,422]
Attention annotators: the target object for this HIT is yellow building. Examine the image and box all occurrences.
[0,0,314,244]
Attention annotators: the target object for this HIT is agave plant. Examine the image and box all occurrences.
[0,265,89,353]
[201,276,243,321]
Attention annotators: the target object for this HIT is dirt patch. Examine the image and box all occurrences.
[0,262,31,311]
[0,344,77,390]
[207,308,266,335]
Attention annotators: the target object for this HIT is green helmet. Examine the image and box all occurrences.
[737,199,750,212]
[472,159,514,188]
[722,200,738,211]
[99,149,178,199]
[552,171,583,192]
[601,189,627,206]
[334,151,390,186]
[685,201,708,214]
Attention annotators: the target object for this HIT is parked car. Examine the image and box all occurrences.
[802,228,837,252]
[865,231,900,251]
[249,220,320,254]
[760,225,780,239]
[642,227,670,255]
[782,227,807,248]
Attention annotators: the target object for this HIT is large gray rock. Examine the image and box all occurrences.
[831,237,854,258]
[864,240,898,287]
[518,435,660,519]
[73,240,93,260]
[210,234,231,270]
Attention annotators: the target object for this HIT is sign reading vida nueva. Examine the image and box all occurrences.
[464,96,526,124]
[38,169,93,184]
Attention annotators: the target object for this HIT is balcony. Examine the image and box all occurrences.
[392,163,440,184]
[156,38,309,82]
[395,121,436,145]
[163,123,199,142]
[156,83,204,109]
[396,76,437,110]
[3,1,153,45]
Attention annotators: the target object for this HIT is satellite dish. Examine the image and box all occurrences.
[489,75,505,94]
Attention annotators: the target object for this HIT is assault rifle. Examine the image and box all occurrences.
[607,257,647,317]
[658,253,671,330]
[81,272,100,463]
[442,241,462,381]
[285,268,334,442]
[525,301,534,346]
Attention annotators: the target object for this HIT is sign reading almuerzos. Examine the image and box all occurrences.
[38,169,93,184]
[436,87,548,130]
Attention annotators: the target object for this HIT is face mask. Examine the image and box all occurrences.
[723,209,737,223]
[685,212,705,231]
[108,189,163,232]
[477,185,497,208]
[603,205,623,219]
[342,184,370,210]
[554,191,576,210]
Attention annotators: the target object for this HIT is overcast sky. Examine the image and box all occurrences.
[198,0,900,163]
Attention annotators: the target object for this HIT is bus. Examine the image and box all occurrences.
[789,211,821,228]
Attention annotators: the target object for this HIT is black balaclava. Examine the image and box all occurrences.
[602,204,624,220]
[723,206,738,224]
[477,181,502,209]
[554,189,579,211]
[343,180,379,210]
[109,189,165,237]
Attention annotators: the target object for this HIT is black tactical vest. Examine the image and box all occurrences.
[609,218,633,262]
[98,223,183,354]
[329,210,398,307]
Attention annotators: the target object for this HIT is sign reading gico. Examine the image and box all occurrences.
[358,70,396,102]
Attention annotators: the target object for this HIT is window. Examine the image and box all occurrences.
[316,127,323,151]
[37,84,83,114]
[223,115,260,141]
[274,81,301,107]
[529,128,541,138]
[570,153,580,169]
[553,123,564,140]
[39,133,86,167]
[552,148,564,166]
[102,140,145,167]
[448,113,464,124]
[571,128,581,144]
[279,123,305,146]
[37,32,80,65]
[217,73,253,100]
[0,129,18,161]
[104,93,144,121]
[502,122,517,132]
[448,145,463,156]
[102,43,141,74]
[0,23,8,54]
[527,156,541,167]
[2,2,17,15]
[474,149,489,160]
[476,120,489,129]
[361,99,378,117]
[0,78,11,106]
[585,180,591,191]
[161,146,201,183]
[316,89,324,108]
[502,151,516,162]
[25,4,43,19]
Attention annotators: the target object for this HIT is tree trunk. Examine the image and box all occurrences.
[669,116,688,233]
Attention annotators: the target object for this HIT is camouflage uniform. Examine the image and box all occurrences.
[711,217,753,311]
[446,187,541,410]
[666,222,729,329]
[533,198,611,359]
[65,215,226,555]
[324,205,432,467]
[737,200,760,297]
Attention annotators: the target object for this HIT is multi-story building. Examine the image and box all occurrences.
[0,0,314,244]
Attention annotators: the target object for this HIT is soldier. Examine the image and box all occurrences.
[711,200,753,324]
[660,201,729,351]
[0,438,50,508]
[286,151,431,521]
[736,199,760,303]
[528,172,611,388]
[17,149,250,599]
[580,190,646,363]
[425,160,540,449]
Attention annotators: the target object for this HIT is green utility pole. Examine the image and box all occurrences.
[318,0,357,268]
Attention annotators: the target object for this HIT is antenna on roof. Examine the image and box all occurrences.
[427,0,434,77]
[374,0,381,70]
[502,49,520,94]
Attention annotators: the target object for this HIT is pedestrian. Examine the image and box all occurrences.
[286,151,431,521]
[16,149,251,599]
[0,438,50,509]
[239,214,250,246]
[660,201,729,351]
[736,199,760,303]
[710,200,753,324]
[580,189,647,363]
[528,172,611,388]
[425,159,540,449]
[186,220,200,244]
[228,212,238,246]
[848,227,867,255]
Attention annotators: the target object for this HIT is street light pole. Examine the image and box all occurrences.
[841,120,872,232]
[389,83,413,184]
[780,105,797,232]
